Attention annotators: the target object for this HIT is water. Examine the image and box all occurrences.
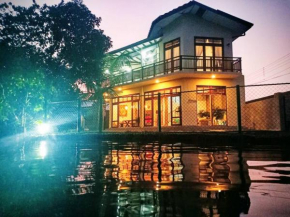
[0,139,290,217]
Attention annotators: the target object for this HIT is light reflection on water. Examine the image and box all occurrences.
[0,140,290,217]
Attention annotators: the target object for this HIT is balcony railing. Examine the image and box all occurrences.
[111,56,241,86]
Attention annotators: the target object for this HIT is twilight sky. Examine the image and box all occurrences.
[2,0,290,84]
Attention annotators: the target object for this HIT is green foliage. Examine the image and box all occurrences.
[0,0,112,135]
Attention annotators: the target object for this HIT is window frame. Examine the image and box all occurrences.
[111,94,140,128]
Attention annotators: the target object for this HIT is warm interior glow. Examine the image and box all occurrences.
[118,87,122,91]
[211,74,216,79]
[155,79,160,83]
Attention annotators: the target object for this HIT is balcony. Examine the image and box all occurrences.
[110,56,242,86]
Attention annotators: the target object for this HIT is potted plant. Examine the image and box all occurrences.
[213,108,225,120]
[198,110,210,119]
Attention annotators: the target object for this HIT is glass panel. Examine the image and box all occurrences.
[165,42,172,49]
[132,102,139,127]
[214,39,222,44]
[196,45,204,71]
[153,98,158,127]
[165,49,171,60]
[212,95,227,126]
[112,104,118,127]
[205,46,213,57]
[205,46,213,71]
[195,46,203,56]
[161,96,170,126]
[144,100,153,126]
[172,96,181,125]
[119,102,131,127]
[195,38,205,43]
[197,94,211,126]
[205,39,213,43]
[215,46,223,69]
[172,39,180,46]
[215,46,222,57]
[173,46,179,57]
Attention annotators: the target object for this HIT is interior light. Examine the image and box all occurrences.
[125,106,128,110]
[211,74,216,79]
[118,87,122,91]
[155,79,160,83]
[105,69,110,74]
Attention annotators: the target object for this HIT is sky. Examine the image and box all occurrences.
[2,0,290,85]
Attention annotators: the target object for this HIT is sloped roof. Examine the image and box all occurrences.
[108,37,161,56]
[148,0,253,39]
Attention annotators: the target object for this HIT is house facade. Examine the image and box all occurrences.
[104,1,253,130]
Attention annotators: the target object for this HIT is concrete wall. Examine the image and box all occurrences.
[244,93,282,130]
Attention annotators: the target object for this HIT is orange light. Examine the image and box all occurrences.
[211,74,216,79]
[155,79,160,83]
[118,87,122,91]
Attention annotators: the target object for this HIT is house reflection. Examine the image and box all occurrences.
[101,142,251,217]
[66,149,97,195]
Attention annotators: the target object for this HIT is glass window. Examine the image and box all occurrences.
[164,39,180,72]
[111,94,140,128]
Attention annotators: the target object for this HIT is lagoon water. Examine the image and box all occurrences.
[0,139,290,217]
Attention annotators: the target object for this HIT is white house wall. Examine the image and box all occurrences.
[158,14,234,61]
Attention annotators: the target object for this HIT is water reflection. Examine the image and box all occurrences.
[1,140,290,217]
[100,142,251,217]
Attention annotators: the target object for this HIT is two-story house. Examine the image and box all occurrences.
[104,1,253,130]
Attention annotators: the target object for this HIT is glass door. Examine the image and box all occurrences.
[195,38,223,71]
[164,39,180,73]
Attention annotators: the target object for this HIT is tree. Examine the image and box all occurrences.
[0,0,112,135]
[0,45,48,134]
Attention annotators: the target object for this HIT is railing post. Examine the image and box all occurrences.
[131,71,133,82]
[141,67,144,80]
[77,98,82,132]
[179,55,182,71]
[158,93,162,133]
[153,63,156,77]
[236,85,242,133]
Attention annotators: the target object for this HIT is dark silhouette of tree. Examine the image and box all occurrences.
[0,0,112,135]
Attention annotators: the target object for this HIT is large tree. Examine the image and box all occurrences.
[0,0,112,135]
